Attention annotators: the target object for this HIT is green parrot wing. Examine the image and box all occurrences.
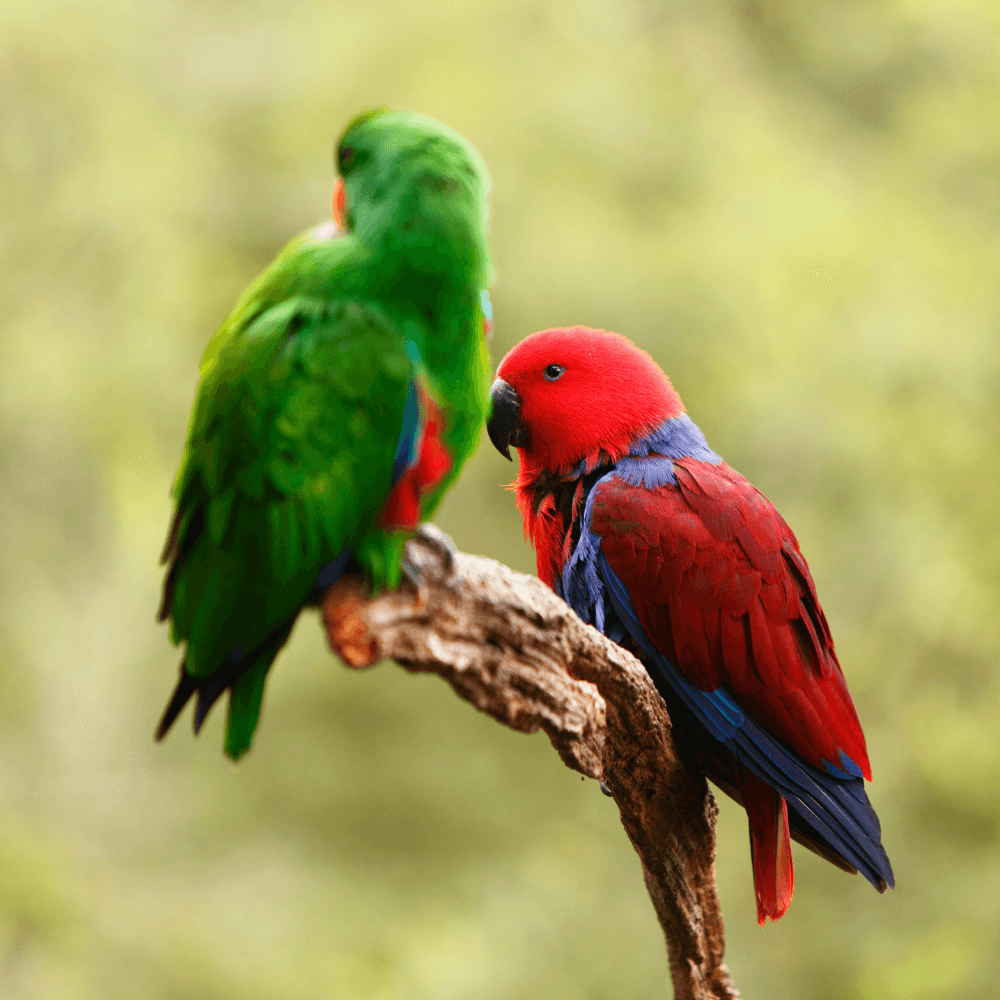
[196,219,346,384]
[159,292,412,756]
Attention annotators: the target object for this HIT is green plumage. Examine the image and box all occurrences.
[157,111,492,759]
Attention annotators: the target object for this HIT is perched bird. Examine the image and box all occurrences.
[487,326,894,923]
[157,110,493,760]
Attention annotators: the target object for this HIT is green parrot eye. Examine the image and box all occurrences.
[339,146,356,173]
[544,364,564,381]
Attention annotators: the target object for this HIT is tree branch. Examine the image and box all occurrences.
[321,536,740,1000]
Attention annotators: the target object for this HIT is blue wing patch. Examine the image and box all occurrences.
[311,549,352,595]
[391,378,421,488]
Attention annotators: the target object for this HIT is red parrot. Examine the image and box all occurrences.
[486,326,893,923]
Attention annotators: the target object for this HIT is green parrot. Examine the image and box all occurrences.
[156,109,493,760]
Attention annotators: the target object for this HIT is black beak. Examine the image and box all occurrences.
[487,379,529,460]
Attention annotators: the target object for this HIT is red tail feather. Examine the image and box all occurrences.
[735,761,795,924]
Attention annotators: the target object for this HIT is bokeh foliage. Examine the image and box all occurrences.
[2,0,999,996]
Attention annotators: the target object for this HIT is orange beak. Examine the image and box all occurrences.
[332,178,347,230]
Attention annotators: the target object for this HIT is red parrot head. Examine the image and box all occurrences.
[488,326,684,474]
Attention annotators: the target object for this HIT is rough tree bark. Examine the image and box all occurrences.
[322,535,741,1000]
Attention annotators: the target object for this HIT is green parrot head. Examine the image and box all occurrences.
[334,109,490,277]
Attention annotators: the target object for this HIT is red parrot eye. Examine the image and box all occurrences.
[544,364,565,381]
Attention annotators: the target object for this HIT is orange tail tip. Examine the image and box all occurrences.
[755,795,795,924]
[736,763,795,924]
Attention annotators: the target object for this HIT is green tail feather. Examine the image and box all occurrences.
[224,649,278,761]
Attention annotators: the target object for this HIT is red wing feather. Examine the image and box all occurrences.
[591,459,871,779]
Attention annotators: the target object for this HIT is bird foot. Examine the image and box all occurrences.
[599,781,614,798]
[401,523,460,595]
[415,522,457,572]
[400,553,426,598]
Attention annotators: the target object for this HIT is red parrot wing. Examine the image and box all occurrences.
[590,458,871,780]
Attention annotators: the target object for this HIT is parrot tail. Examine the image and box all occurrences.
[735,760,795,924]
[221,626,294,760]
[155,552,352,759]
[155,617,296,760]
[155,667,199,742]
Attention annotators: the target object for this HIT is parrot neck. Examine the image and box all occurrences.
[515,460,614,590]
[515,414,722,589]
[357,184,490,292]
[360,221,490,354]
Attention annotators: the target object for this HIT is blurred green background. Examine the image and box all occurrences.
[2,0,999,997]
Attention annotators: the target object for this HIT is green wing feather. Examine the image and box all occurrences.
[160,280,412,758]
[159,111,496,761]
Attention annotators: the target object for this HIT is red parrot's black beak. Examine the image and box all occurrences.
[487,379,529,460]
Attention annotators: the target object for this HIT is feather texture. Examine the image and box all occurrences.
[491,325,894,921]
[157,111,492,759]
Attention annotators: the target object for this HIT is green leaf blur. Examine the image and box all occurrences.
[1,1,997,997]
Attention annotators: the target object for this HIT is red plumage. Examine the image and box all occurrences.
[514,483,564,590]
[380,387,451,531]
[591,463,870,780]
[507,326,683,587]
[589,462,871,924]
[493,326,889,923]
[735,759,795,923]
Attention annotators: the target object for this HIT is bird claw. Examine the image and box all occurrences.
[400,551,424,594]
[400,523,461,602]
[414,522,457,572]
[599,781,614,798]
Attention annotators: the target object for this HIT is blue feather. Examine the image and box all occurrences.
[391,379,421,489]
[615,455,676,489]
[311,549,352,595]
[632,413,722,464]
[561,469,616,632]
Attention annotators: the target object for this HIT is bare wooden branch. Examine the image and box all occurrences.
[322,537,740,1000]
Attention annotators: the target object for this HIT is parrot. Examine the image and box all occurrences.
[156,109,493,761]
[486,325,894,924]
